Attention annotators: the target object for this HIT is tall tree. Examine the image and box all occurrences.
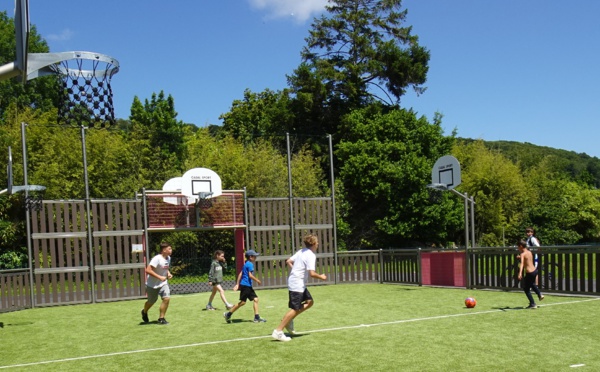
[128,91,186,188]
[336,106,458,248]
[292,0,429,109]
[222,0,431,148]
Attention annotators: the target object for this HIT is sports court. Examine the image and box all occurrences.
[1,284,599,371]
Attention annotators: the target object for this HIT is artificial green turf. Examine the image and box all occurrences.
[1,283,599,371]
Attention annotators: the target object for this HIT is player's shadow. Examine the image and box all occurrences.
[491,306,528,311]
[227,319,256,324]
[139,320,163,325]
[0,321,33,327]
[289,333,307,339]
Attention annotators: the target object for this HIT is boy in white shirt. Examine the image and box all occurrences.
[272,234,327,342]
[141,242,173,325]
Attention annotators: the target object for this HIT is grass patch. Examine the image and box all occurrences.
[0,284,599,371]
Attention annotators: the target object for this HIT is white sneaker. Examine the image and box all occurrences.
[271,329,291,342]
[285,320,296,335]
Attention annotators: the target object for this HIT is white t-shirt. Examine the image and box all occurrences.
[287,248,316,292]
[146,254,170,289]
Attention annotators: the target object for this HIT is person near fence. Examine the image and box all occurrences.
[517,240,544,309]
[206,250,233,311]
[525,227,541,284]
[272,234,327,342]
[223,250,266,323]
[141,242,173,325]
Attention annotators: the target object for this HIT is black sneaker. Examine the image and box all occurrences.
[526,304,538,309]
[223,312,232,323]
[157,318,169,325]
[141,309,149,323]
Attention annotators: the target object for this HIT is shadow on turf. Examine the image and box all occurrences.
[139,320,167,326]
[0,321,33,327]
[491,306,536,311]
[225,319,262,324]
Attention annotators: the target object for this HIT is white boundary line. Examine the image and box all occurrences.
[1,297,598,369]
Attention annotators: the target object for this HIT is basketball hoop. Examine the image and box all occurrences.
[427,183,449,191]
[24,51,119,128]
[196,192,214,209]
[2,185,47,211]
[50,52,119,128]
[24,188,45,211]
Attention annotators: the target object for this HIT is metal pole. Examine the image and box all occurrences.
[464,192,471,288]
[328,134,338,284]
[81,126,96,303]
[379,249,383,284]
[142,187,150,268]
[22,122,35,308]
[243,187,249,250]
[464,192,469,249]
[470,196,476,248]
[286,133,295,252]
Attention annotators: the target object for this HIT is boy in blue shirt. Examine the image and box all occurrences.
[223,250,266,323]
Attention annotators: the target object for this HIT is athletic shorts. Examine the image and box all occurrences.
[239,285,258,302]
[146,285,170,304]
[288,289,313,310]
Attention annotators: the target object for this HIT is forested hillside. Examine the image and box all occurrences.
[460,138,600,188]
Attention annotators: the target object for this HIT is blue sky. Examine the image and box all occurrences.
[3,0,600,158]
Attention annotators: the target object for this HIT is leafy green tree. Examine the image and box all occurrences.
[337,106,458,248]
[524,158,600,244]
[293,0,429,109]
[222,0,431,154]
[184,129,325,198]
[128,91,186,189]
[221,88,294,147]
[453,140,531,247]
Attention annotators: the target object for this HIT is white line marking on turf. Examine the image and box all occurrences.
[1,297,598,369]
[570,364,585,368]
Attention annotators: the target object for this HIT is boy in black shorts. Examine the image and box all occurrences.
[223,250,266,323]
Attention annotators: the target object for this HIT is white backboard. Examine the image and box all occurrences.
[181,168,222,203]
[162,177,183,205]
[431,155,461,190]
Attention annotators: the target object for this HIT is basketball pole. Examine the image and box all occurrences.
[80,125,96,303]
[328,134,338,285]
[22,122,35,308]
[286,133,295,252]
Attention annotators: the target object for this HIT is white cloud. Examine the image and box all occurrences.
[248,0,328,23]
[46,28,74,42]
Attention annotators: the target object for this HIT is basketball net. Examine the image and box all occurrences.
[48,52,119,128]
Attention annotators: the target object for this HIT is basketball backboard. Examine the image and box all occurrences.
[15,0,30,82]
[431,155,461,190]
[162,177,183,205]
[1,146,46,196]
[181,168,222,204]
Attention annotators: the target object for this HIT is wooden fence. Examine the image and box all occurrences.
[3,190,599,314]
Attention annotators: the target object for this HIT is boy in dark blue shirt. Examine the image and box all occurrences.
[223,250,266,323]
